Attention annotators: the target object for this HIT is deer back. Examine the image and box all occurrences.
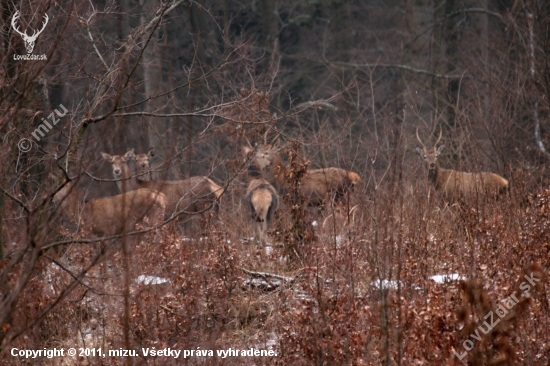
[438,169,509,200]
[54,183,165,237]
[302,167,361,206]
[245,178,279,224]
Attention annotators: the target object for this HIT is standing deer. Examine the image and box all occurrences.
[101,151,223,223]
[242,144,361,207]
[53,182,165,238]
[415,128,509,200]
[244,179,279,248]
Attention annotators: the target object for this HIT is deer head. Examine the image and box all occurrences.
[101,151,136,193]
[11,12,49,54]
[416,127,445,172]
[242,142,282,179]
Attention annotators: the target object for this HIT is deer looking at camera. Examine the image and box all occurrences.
[133,147,155,182]
[101,150,223,223]
[415,127,509,201]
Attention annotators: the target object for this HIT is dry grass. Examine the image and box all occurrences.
[3,165,549,365]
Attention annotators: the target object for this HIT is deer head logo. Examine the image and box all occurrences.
[11,12,49,54]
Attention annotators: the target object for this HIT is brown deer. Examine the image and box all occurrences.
[244,179,279,247]
[132,147,155,182]
[101,151,223,222]
[53,182,165,237]
[242,144,361,207]
[415,128,509,201]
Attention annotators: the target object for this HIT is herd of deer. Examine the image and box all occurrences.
[53,128,509,249]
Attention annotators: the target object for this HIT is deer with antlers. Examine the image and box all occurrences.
[11,12,49,54]
[415,127,509,201]
[242,141,361,208]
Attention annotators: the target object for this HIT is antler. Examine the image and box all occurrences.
[434,126,442,147]
[416,128,427,151]
[11,12,26,37]
[271,131,281,144]
[243,135,253,149]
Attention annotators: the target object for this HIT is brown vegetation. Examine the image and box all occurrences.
[3,0,550,364]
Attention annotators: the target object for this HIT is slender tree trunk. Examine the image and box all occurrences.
[444,0,461,129]
[431,0,449,121]
[259,0,278,50]
[141,0,165,164]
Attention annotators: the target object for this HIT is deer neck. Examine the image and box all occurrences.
[60,190,90,225]
[118,164,139,192]
[431,161,453,190]
[428,160,440,187]
[137,170,151,182]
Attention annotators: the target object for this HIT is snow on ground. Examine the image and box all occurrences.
[135,275,171,285]
[429,273,465,284]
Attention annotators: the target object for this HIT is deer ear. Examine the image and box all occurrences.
[436,144,446,155]
[147,147,155,158]
[242,146,253,157]
[101,152,113,162]
[415,147,424,156]
[124,149,136,160]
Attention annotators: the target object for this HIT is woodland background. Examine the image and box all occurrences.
[1,0,550,364]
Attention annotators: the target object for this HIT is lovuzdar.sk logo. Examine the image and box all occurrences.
[11,11,48,61]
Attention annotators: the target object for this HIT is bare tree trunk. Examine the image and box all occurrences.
[189,1,213,66]
[0,0,15,260]
[141,0,165,164]
[443,0,461,129]
[330,0,352,60]
[259,0,278,50]
[431,0,449,121]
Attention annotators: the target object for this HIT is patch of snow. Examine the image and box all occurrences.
[429,273,465,284]
[335,235,345,245]
[242,278,280,292]
[371,279,399,289]
[371,279,422,291]
[135,275,171,285]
